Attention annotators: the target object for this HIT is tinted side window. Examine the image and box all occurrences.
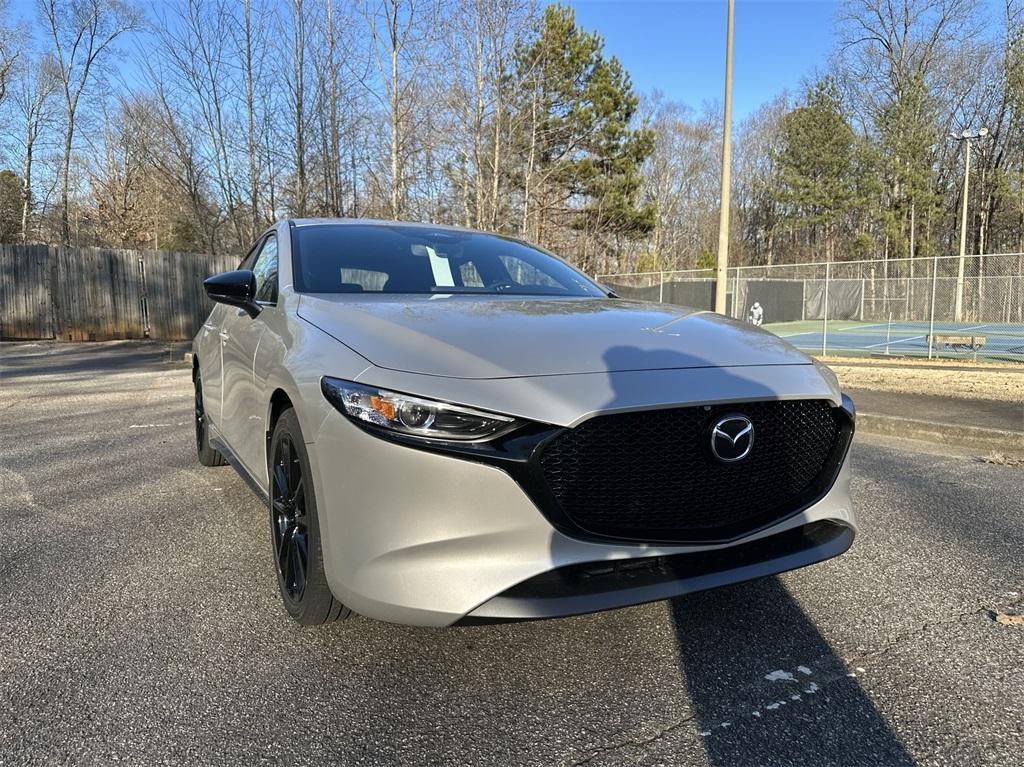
[252,236,279,303]
[239,237,264,270]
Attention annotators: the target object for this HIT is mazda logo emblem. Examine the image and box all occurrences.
[710,415,754,462]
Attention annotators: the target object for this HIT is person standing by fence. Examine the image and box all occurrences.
[748,301,764,326]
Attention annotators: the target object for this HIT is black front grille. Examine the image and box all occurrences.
[537,399,848,543]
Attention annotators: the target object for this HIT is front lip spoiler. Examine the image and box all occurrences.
[458,521,855,624]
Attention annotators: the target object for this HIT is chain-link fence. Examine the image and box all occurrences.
[598,253,1024,363]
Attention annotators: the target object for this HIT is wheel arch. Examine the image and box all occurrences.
[266,388,295,464]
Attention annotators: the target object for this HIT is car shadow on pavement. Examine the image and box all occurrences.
[670,577,914,766]
[583,343,912,763]
[0,341,184,379]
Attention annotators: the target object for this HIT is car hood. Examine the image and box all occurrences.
[297,294,812,379]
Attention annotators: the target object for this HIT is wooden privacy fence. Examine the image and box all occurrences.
[0,244,239,341]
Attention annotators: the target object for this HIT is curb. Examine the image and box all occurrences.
[857,412,1024,455]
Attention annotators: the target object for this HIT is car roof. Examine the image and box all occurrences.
[288,217,492,237]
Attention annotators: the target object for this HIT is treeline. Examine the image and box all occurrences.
[0,0,1023,277]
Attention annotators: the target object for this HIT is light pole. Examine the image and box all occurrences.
[714,0,735,315]
[954,127,988,323]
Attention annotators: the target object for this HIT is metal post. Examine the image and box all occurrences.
[659,272,664,303]
[909,200,916,259]
[822,261,830,356]
[138,255,150,339]
[954,138,970,322]
[732,266,739,318]
[928,254,939,359]
[953,130,989,320]
[713,0,734,315]
[978,252,984,321]
[885,312,892,355]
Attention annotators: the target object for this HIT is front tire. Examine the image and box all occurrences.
[195,371,227,467]
[269,408,351,625]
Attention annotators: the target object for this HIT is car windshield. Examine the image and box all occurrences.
[291,224,605,297]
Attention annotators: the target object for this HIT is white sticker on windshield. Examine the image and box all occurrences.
[425,245,455,288]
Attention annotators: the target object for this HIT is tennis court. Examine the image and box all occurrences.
[763,319,1024,363]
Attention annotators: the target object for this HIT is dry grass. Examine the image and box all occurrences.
[978,452,1024,467]
[817,355,1023,370]
[817,357,1024,403]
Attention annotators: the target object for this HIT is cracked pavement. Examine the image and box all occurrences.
[1,341,1022,766]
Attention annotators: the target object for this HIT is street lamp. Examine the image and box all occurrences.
[714,0,734,315]
[953,127,988,323]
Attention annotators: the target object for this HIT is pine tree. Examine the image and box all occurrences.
[772,77,858,261]
[876,71,941,259]
[0,170,22,242]
[511,4,654,266]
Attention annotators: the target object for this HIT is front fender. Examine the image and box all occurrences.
[262,304,372,455]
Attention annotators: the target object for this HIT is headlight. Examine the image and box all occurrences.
[320,378,518,442]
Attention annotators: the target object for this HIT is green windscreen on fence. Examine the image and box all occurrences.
[733,280,805,323]
[803,279,863,321]
[607,280,732,314]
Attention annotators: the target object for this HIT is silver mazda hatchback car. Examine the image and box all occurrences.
[193,218,856,627]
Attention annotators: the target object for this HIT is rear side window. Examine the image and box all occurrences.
[291,224,602,297]
[252,235,279,303]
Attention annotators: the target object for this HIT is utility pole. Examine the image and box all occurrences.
[954,127,988,322]
[714,0,735,315]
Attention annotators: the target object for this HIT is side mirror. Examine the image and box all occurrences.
[204,270,261,317]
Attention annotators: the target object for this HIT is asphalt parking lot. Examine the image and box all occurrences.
[1,342,1022,767]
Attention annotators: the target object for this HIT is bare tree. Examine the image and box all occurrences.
[232,0,273,235]
[149,83,221,253]
[307,0,361,216]
[444,0,535,230]
[637,96,722,271]
[286,0,309,215]
[39,0,141,244]
[0,0,18,106]
[11,54,60,241]
[151,0,251,248]
[361,0,439,219]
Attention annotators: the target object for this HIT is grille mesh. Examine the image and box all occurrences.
[537,400,844,542]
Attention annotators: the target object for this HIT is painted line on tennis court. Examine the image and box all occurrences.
[839,322,889,333]
[863,334,926,349]
[773,322,889,338]
[851,323,994,350]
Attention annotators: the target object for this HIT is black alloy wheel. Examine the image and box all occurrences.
[271,434,309,602]
[267,408,350,624]
[194,380,206,450]
[194,371,226,466]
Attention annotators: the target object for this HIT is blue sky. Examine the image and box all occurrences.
[5,0,840,119]
[567,0,840,118]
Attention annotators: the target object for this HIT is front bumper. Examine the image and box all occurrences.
[307,401,856,627]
